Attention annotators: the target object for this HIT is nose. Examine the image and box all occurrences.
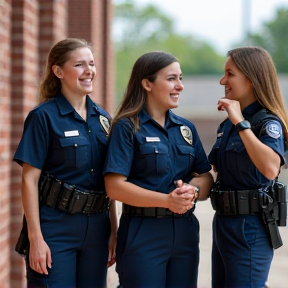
[176,82,184,91]
[219,75,226,85]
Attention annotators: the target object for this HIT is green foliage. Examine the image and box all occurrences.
[113,1,225,104]
[245,7,288,73]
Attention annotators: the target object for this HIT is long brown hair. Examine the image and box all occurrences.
[39,38,91,102]
[228,46,288,144]
[113,51,178,130]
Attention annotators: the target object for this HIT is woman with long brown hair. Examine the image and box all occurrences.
[14,38,117,288]
[209,46,288,288]
[104,51,213,288]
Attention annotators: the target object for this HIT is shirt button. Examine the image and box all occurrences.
[74,143,78,147]
[91,169,94,172]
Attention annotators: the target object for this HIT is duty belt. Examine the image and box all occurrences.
[122,204,194,218]
[39,174,110,214]
[210,188,261,215]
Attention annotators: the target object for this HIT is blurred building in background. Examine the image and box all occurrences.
[0,1,114,287]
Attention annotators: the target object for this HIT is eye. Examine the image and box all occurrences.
[75,63,82,67]
[89,63,95,67]
[168,77,175,81]
[179,76,183,81]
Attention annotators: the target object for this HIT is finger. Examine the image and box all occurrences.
[47,250,52,269]
[174,179,183,188]
[40,259,49,275]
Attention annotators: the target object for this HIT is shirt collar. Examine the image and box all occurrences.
[242,101,263,119]
[55,93,97,116]
[138,108,182,125]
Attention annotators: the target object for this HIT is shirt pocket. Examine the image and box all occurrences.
[96,133,108,153]
[176,145,195,171]
[140,143,169,174]
[225,136,251,172]
[59,136,90,169]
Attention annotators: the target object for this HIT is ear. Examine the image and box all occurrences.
[52,65,63,79]
[141,79,151,92]
[246,77,253,87]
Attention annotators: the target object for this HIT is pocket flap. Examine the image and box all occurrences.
[59,136,89,147]
[140,143,168,154]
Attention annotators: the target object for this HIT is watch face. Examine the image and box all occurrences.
[236,120,251,131]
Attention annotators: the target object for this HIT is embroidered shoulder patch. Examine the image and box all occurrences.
[265,121,281,139]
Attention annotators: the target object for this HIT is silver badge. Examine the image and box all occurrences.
[99,115,110,136]
[180,126,192,145]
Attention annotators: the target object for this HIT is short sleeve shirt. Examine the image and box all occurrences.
[103,108,211,194]
[208,101,285,190]
[13,93,111,191]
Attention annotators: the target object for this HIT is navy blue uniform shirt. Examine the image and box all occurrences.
[103,108,211,194]
[208,101,285,190]
[14,93,111,191]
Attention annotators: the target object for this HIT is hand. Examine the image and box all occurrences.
[175,179,199,204]
[107,232,116,268]
[29,237,52,274]
[167,180,197,214]
[217,98,244,125]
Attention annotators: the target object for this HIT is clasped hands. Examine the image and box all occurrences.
[168,180,199,214]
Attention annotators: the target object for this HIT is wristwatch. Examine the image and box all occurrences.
[235,120,251,131]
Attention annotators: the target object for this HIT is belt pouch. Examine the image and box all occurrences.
[38,174,47,192]
[94,194,105,212]
[57,183,74,211]
[237,191,250,214]
[222,192,230,214]
[210,192,218,211]
[229,191,237,214]
[143,207,156,217]
[68,190,87,213]
[45,179,62,208]
[40,176,53,203]
[249,190,259,214]
[83,193,96,213]
[278,203,287,226]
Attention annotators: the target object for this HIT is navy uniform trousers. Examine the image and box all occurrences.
[26,206,110,288]
[212,214,273,288]
[116,213,200,288]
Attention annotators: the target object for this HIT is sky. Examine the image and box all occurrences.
[113,0,288,55]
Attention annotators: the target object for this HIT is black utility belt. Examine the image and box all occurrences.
[39,174,110,214]
[210,188,261,215]
[122,204,194,218]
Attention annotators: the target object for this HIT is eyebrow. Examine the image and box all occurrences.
[166,73,182,77]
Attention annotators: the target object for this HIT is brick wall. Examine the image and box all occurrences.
[0,1,12,288]
[0,1,114,287]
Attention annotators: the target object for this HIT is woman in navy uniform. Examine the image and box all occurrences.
[13,38,117,288]
[208,47,288,288]
[103,51,214,288]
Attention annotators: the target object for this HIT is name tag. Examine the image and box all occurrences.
[64,130,79,137]
[146,137,160,142]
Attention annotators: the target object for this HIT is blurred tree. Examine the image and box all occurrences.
[113,1,225,104]
[245,7,288,73]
